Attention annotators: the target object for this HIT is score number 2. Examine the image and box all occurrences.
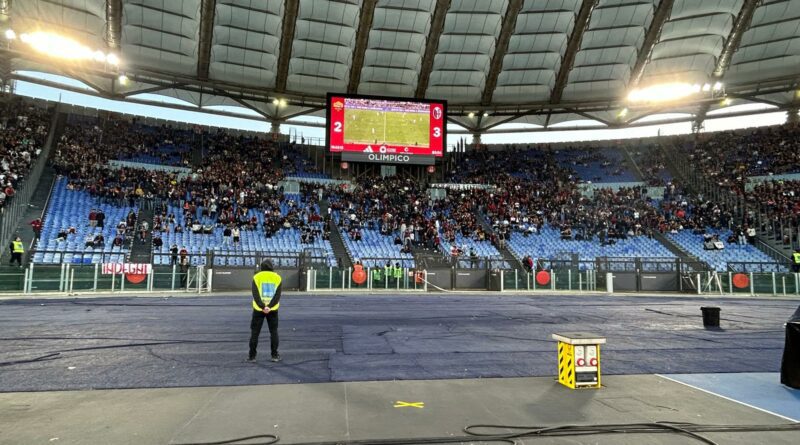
[333,121,343,133]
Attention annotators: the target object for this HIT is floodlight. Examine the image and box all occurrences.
[713,82,723,91]
[118,74,128,85]
[106,53,120,65]
[279,99,287,107]
[272,98,280,105]
[468,112,474,118]
[4,29,15,40]
[483,112,489,117]
[627,83,700,103]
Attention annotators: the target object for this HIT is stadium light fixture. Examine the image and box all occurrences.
[272,98,280,105]
[15,31,122,66]
[20,31,95,60]
[720,98,731,106]
[279,99,287,107]
[118,74,128,85]
[468,112,475,118]
[618,108,628,118]
[627,82,701,103]
[713,82,723,91]
[483,112,489,117]
[701,83,711,92]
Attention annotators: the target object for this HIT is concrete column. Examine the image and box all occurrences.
[270,121,281,135]
[471,132,482,147]
[787,107,799,124]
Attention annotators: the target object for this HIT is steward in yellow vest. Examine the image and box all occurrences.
[9,236,23,268]
[247,260,282,363]
[793,249,800,273]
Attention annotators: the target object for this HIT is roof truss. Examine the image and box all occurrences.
[550,0,597,104]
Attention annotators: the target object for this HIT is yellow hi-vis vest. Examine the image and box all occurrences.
[252,271,281,311]
[794,252,800,264]
[12,241,23,253]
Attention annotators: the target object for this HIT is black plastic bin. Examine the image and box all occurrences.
[781,305,800,389]
[700,306,720,328]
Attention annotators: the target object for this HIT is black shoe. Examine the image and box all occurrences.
[271,355,281,362]
[245,356,256,363]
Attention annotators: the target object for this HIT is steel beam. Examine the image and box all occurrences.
[275,0,299,92]
[550,0,597,104]
[481,0,522,105]
[347,0,377,93]
[104,0,123,49]
[628,0,674,88]
[697,0,759,122]
[197,0,216,80]
[415,0,451,98]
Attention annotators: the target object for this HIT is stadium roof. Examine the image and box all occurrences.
[2,0,799,132]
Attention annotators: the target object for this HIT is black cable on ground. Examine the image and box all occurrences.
[0,352,61,367]
[173,421,800,445]
[173,434,279,445]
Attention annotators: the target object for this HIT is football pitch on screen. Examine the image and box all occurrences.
[343,108,430,148]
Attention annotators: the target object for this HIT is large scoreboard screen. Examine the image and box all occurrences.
[327,93,446,165]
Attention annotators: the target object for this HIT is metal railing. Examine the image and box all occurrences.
[306,266,427,291]
[0,262,211,295]
[497,269,599,292]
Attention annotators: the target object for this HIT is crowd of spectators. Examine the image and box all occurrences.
[0,97,51,208]
[687,123,800,194]
[630,145,671,186]
[60,115,192,167]
[52,117,328,252]
[749,179,799,245]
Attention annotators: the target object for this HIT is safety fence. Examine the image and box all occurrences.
[0,263,210,295]
[1,264,797,296]
[494,269,599,292]
[306,266,427,291]
[693,270,800,296]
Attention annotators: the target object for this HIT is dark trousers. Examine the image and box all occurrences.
[9,252,22,266]
[249,310,279,359]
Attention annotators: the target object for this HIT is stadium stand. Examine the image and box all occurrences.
[40,114,337,265]
[630,144,673,186]
[555,147,639,183]
[667,228,784,272]
[686,123,800,194]
[0,97,52,209]
[749,180,800,247]
[508,228,674,269]
[33,177,133,264]
[151,196,335,267]
[61,114,192,167]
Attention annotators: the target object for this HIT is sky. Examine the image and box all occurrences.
[13,71,789,149]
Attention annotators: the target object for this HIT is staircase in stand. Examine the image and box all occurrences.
[478,210,524,269]
[652,232,708,270]
[128,207,154,263]
[327,219,352,268]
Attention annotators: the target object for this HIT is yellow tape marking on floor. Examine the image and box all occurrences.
[394,401,424,408]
